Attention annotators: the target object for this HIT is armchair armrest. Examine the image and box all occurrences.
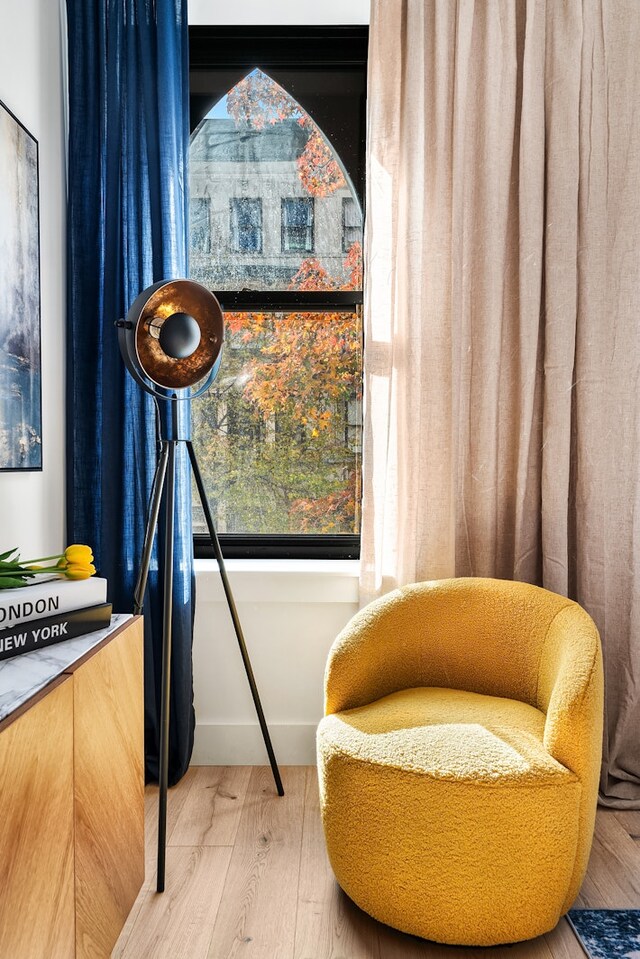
[537,603,603,779]
[325,588,411,715]
[537,601,603,909]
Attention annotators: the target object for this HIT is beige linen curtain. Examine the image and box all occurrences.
[362,0,640,807]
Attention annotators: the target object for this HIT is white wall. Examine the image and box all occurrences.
[190,0,367,765]
[0,0,66,558]
[192,560,359,764]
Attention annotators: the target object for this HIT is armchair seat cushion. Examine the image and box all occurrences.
[318,686,576,787]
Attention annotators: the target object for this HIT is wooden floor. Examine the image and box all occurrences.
[112,766,640,959]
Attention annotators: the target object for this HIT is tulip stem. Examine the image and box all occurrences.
[0,569,63,577]
[22,554,63,565]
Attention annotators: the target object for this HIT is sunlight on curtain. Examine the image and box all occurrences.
[362,0,640,807]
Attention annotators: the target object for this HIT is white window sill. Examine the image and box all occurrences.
[193,557,360,605]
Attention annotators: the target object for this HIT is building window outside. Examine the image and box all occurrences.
[230,197,263,253]
[342,197,361,253]
[190,197,211,253]
[281,198,314,253]
[189,27,366,557]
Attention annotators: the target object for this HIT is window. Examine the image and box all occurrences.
[342,197,361,253]
[230,197,262,253]
[189,26,367,558]
[282,198,314,253]
[190,197,211,253]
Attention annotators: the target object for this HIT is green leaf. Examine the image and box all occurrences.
[0,548,19,562]
[0,577,31,589]
[0,563,23,572]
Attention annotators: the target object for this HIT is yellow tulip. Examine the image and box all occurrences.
[64,544,94,565]
[0,543,97,586]
[64,562,96,581]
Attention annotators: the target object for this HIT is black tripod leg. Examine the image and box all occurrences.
[157,440,176,893]
[186,441,284,797]
[134,442,170,615]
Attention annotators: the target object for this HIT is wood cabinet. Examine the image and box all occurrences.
[0,676,76,958]
[0,617,144,959]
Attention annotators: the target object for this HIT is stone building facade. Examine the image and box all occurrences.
[189,118,361,291]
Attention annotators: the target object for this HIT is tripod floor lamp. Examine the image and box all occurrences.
[116,279,283,893]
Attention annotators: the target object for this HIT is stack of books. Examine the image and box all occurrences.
[0,578,112,662]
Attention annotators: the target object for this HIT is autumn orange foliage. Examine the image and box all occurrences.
[225,246,362,424]
[290,482,360,534]
[226,69,346,197]
[222,245,362,532]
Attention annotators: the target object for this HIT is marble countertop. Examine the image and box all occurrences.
[0,613,132,723]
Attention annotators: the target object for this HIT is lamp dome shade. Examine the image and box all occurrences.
[126,279,223,389]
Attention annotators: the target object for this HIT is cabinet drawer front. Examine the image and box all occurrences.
[0,677,75,959]
[74,618,145,959]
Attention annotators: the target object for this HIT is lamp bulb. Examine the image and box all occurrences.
[157,312,201,359]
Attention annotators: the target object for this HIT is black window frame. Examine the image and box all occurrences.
[281,197,314,254]
[189,25,368,561]
[230,196,263,254]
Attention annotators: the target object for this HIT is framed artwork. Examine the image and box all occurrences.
[0,98,42,471]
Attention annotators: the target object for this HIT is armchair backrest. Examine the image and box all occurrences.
[325,578,574,715]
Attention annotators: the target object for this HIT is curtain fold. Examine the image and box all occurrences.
[363,0,640,806]
[66,0,194,784]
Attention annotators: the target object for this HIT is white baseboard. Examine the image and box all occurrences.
[192,722,318,765]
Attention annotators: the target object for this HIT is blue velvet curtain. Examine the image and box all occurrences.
[66,0,194,784]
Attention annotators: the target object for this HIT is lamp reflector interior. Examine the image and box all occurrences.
[131,280,223,389]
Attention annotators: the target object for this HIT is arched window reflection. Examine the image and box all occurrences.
[189,69,363,292]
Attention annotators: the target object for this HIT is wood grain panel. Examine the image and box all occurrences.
[543,919,587,959]
[613,809,640,841]
[73,618,145,959]
[145,767,198,870]
[113,769,199,959]
[295,765,380,959]
[206,766,306,959]
[0,677,75,959]
[116,846,232,959]
[581,811,640,907]
[169,765,251,847]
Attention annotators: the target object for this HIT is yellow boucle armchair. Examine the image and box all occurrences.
[317,578,603,946]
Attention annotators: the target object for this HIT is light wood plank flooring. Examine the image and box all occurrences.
[113,766,640,959]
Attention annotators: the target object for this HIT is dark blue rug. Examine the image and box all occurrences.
[568,910,640,959]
